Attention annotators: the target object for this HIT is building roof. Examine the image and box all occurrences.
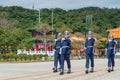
[107,26,120,39]
[23,36,55,42]
[27,22,42,31]
[99,37,107,41]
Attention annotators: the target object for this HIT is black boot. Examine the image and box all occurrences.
[85,70,88,74]
[90,67,94,73]
[108,67,111,72]
[111,67,114,71]
[53,67,57,72]
[108,69,111,72]
[85,68,89,74]
[58,67,61,72]
[67,68,71,74]
[59,69,64,75]
[52,67,55,70]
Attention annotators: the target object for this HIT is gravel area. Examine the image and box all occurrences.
[0,59,120,80]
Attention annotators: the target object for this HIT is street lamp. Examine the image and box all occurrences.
[51,8,54,30]
[86,15,92,25]
[38,9,41,23]
[85,15,93,37]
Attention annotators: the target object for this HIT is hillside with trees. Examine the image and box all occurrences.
[0,6,120,53]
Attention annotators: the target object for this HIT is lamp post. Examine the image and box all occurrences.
[51,8,54,30]
[86,15,92,25]
[38,9,41,23]
[85,15,93,37]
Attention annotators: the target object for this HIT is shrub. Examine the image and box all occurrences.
[0,54,49,62]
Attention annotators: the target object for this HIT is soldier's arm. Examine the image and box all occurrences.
[106,40,109,48]
[114,40,117,49]
[65,38,72,43]
[59,39,63,54]
[84,38,87,50]
[94,38,97,42]
[113,40,117,54]
[68,38,72,43]
[54,39,57,50]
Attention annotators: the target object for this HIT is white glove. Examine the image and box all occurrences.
[55,39,57,42]
[105,48,107,52]
[62,38,65,41]
[59,48,62,54]
[94,38,97,42]
[84,47,86,50]
[53,49,56,52]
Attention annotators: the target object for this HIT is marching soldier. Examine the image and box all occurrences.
[53,33,62,72]
[84,31,96,74]
[106,34,117,72]
[59,30,72,75]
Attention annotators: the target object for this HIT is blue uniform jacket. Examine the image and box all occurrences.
[61,38,71,55]
[106,40,116,54]
[85,38,95,54]
[54,39,62,54]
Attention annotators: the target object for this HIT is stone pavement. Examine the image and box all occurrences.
[0,59,120,80]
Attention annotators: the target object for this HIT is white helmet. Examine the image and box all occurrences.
[57,32,62,37]
[109,34,113,39]
[64,30,69,35]
[88,31,93,35]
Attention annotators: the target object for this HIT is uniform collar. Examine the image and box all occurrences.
[88,37,92,40]
[108,40,112,42]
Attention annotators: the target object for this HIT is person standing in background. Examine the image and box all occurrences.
[106,34,117,72]
[53,33,62,72]
[84,31,96,74]
[59,30,72,75]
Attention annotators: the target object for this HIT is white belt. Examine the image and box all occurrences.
[107,47,114,49]
[56,46,61,48]
[87,46,93,48]
[62,46,69,48]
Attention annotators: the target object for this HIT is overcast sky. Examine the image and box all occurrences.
[0,0,120,10]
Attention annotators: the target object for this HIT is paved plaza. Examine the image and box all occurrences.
[0,59,120,80]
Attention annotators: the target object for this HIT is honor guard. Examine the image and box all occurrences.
[59,30,72,75]
[53,33,62,72]
[84,31,96,74]
[106,34,117,72]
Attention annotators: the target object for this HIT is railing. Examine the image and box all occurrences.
[17,49,54,56]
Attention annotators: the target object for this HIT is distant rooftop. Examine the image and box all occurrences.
[107,26,120,39]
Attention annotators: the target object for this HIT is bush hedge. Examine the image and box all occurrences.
[0,54,49,62]
[0,53,104,62]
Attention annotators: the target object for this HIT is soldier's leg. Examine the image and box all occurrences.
[107,52,111,72]
[90,54,94,72]
[65,54,71,74]
[54,53,57,67]
[86,53,89,68]
[53,53,58,72]
[66,54,71,68]
[57,54,61,71]
[85,53,89,73]
[60,54,65,75]
[58,54,61,66]
[111,53,115,71]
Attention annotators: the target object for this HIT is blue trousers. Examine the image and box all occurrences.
[86,53,94,68]
[54,53,61,68]
[60,54,71,70]
[107,49,115,67]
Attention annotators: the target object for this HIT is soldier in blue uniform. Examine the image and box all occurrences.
[106,34,117,72]
[84,31,96,74]
[59,30,72,75]
[53,33,62,72]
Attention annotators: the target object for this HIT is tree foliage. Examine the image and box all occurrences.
[0,6,119,36]
[0,6,120,53]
